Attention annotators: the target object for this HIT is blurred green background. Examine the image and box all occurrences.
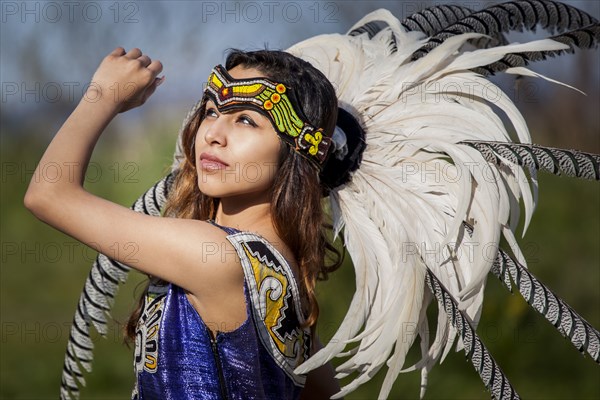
[1,1,599,399]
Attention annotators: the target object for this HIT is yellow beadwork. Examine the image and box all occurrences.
[204,65,331,166]
[304,131,323,155]
[232,83,264,96]
[211,73,222,88]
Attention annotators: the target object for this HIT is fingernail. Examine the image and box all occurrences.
[156,76,165,87]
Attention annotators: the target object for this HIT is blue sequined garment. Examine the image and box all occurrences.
[132,222,311,399]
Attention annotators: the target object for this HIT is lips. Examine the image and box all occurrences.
[199,152,229,170]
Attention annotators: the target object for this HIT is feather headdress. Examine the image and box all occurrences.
[289,3,599,399]
[60,1,599,399]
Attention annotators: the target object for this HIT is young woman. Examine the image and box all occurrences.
[27,3,600,399]
[25,47,343,399]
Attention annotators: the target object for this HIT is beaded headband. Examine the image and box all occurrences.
[202,65,332,168]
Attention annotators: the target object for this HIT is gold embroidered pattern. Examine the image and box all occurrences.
[226,232,311,386]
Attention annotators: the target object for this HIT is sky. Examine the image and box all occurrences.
[1,0,599,133]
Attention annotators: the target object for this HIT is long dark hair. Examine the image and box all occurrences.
[126,50,343,341]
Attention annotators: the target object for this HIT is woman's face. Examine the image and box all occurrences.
[194,66,281,202]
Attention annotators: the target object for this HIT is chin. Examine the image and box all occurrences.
[196,174,238,198]
[197,175,222,198]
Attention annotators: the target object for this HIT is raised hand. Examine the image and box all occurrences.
[86,47,164,113]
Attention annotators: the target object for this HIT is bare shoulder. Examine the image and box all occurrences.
[129,215,248,332]
[153,217,248,294]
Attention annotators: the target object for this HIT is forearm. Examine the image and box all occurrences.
[24,93,118,214]
[37,93,117,186]
[24,47,163,219]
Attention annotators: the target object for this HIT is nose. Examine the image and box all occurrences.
[203,115,228,146]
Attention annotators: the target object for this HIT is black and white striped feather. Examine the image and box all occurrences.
[349,5,508,52]
[349,19,394,39]
[490,248,600,363]
[462,141,600,180]
[399,5,476,37]
[349,1,598,76]
[460,220,600,364]
[60,174,174,400]
[425,268,520,400]
[401,4,510,49]
[412,0,598,60]
[474,23,599,75]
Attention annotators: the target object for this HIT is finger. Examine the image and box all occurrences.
[149,76,165,94]
[137,55,152,68]
[125,48,142,59]
[147,60,164,75]
[110,47,126,56]
[141,79,161,104]
[143,85,158,102]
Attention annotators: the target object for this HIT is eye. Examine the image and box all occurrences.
[237,114,257,127]
[205,107,218,118]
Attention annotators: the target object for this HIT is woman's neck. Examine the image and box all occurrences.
[214,194,292,266]
[214,194,273,233]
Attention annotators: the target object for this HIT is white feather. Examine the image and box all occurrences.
[286,8,575,398]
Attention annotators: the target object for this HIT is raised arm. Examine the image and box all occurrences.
[23,48,242,298]
[24,47,162,208]
[26,47,163,190]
